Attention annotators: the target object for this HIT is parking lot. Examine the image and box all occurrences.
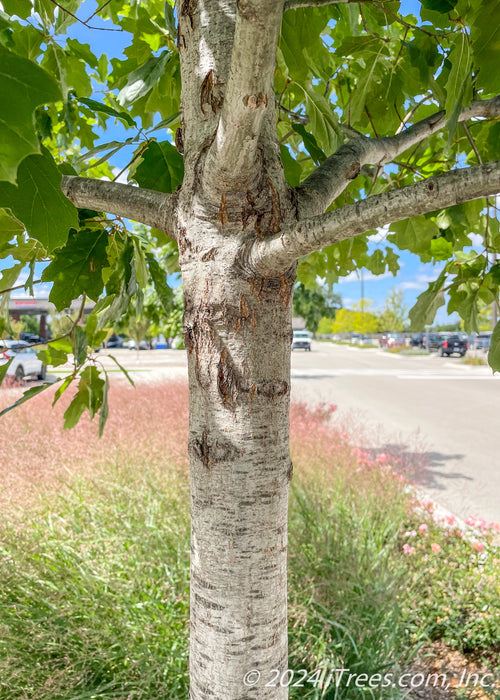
[36,340,500,523]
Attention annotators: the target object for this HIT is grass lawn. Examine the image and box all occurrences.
[0,381,498,698]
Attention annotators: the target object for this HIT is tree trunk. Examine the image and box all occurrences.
[181,225,295,699]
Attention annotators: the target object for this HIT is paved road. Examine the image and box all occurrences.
[291,343,500,523]
[56,343,500,522]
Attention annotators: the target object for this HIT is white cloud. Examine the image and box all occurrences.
[111,167,130,185]
[336,270,394,284]
[468,233,483,248]
[399,272,439,291]
[368,225,390,243]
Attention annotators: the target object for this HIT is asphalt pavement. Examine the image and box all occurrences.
[50,343,500,523]
[291,343,500,524]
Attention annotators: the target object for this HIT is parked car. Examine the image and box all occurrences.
[379,333,405,349]
[0,340,46,381]
[292,330,312,351]
[437,334,468,357]
[105,334,125,349]
[424,333,444,352]
[126,339,150,350]
[410,333,425,348]
[472,333,492,352]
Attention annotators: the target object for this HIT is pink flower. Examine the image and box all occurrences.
[472,541,484,552]
[431,543,442,553]
[465,516,477,527]
[329,403,337,413]
[445,515,456,525]
[418,524,428,533]
[488,522,500,532]
[376,453,388,464]
[476,518,487,529]
[405,530,417,538]
[403,544,415,555]
[455,530,463,538]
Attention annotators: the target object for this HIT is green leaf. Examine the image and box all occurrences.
[299,83,341,154]
[37,344,69,368]
[146,253,173,314]
[66,38,98,69]
[488,321,500,372]
[108,354,135,387]
[388,216,440,260]
[0,46,62,182]
[42,228,109,310]
[444,33,472,133]
[430,237,454,260]
[132,140,184,193]
[291,123,326,165]
[52,374,74,406]
[0,383,54,419]
[2,0,32,19]
[0,356,13,387]
[164,2,177,37]
[118,53,170,107]
[0,151,78,252]
[409,270,447,330]
[85,313,108,350]
[78,97,136,127]
[0,262,23,293]
[471,1,500,94]
[99,373,109,437]
[73,326,88,367]
[280,145,302,187]
[420,0,458,12]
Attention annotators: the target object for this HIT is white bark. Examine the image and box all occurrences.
[247,161,500,275]
[61,176,176,240]
[204,0,284,188]
[297,95,500,218]
[177,202,295,699]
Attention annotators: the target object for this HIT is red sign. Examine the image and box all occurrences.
[14,300,38,306]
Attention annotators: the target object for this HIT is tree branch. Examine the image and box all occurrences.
[285,0,371,8]
[204,0,284,187]
[297,95,500,218]
[61,176,177,240]
[247,161,500,275]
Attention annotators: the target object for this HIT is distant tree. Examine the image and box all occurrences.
[380,288,408,331]
[292,282,341,332]
[331,308,381,335]
[19,315,40,336]
[9,318,24,339]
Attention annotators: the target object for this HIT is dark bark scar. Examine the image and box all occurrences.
[175,127,184,154]
[180,0,197,30]
[201,247,217,262]
[219,191,228,226]
[240,294,249,318]
[345,161,361,180]
[200,69,224,116]
[243,93,268,109]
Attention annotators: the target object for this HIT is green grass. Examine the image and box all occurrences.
[461,355,487,366]
[0,383,498,698]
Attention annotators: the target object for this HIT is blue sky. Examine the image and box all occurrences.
[3,0,486,323]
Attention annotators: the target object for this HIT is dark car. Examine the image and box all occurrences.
[438,334,468,357]
[473,334,492,352]
[410,333,425,348]
[424,333,443,352]
[105,334,125,349]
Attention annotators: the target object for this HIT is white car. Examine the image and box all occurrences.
[292,330,312,351]
[0,340,46,381]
